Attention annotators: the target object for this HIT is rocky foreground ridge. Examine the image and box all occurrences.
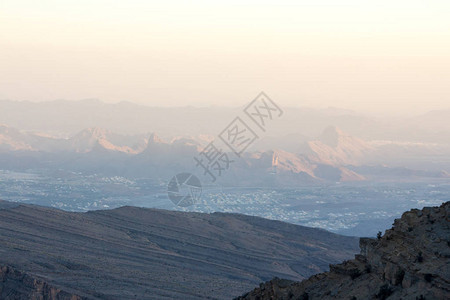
[237,201,450,300]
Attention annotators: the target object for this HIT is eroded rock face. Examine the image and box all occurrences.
[237,201,450,300]
[0,265,83,300]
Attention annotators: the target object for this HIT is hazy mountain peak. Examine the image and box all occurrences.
[0,124,18,135]
[147,132,164,144]
[319,126,346,147]
[306,126,372,165]
[268,149,316,177]
[70,127,109,153]
[70,127,142,153]
[0,125,33,151]
[73,127,111,140]
[87,127,110,137]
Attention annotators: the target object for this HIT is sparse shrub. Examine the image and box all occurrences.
[377,231,382,240]
[299,292,309,300]
[394,269,405,285]
[416,251,423,263]
[376,284,392,300]
[349,269,362,280]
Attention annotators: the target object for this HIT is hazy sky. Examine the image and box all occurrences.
[1,0,449,114]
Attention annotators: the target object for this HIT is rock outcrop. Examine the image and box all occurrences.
[237,201,450,300]
[0,265,83,300]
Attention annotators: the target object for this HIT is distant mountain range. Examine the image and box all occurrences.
[0,200,359,299]
[1,99,450,143]
[1,122,449,185]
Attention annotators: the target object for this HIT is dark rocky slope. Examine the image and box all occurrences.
[237,201,450,300]
[0,265,83,300]
[0,200,358,299]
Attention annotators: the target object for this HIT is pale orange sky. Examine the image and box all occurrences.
[0,0,449,114]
